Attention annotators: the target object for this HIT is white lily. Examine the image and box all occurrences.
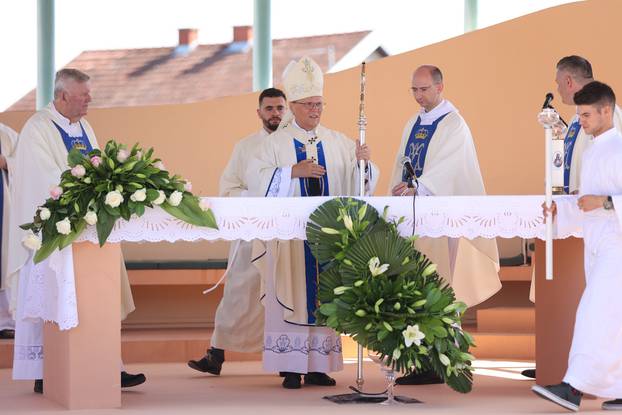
[343,214,354,233]
[402,324,426,347]
[368,257,389,277]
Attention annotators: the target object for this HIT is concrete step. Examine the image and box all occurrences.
[477,307,535,333]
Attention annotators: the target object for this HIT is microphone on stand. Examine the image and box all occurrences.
[541,92,568,127]
[542,92,554,109]
[400,156,418,189]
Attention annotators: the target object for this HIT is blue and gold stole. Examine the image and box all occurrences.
[563,118,581,194]
[403,113,450,181]
[293,137,328,324]
[51,121,93,156]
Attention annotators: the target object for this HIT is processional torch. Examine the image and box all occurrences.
[537,93,564,280]
[355,62,367,392]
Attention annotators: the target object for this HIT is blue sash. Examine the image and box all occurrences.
[51,121,93,155]
[293,138,329,324]
[403,112,450,180]
[563,118,581,194]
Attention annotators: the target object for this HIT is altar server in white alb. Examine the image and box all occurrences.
[188,88,287,375]
[0,123,17,339]
[8,68,144,393]
[254,56,379,389]
[533,81,622,412]
[390,65,500,385]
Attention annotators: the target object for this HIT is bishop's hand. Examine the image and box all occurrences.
[356,141,370,162]
[291,159,326,179]
[392,182,415,197]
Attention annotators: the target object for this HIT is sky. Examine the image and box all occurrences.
[0,0,574,111]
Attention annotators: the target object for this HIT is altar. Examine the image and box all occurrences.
[29,195,577,409]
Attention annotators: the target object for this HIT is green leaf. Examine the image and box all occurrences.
[33,235,62,264]
[67,149,85,167]
[160,196,217,228]
[95,209,117,247]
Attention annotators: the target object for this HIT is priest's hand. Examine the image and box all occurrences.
[0,155,6,171]
[292,159,326,179]
[541,201,557,221]
[392,182,415,197]
[577,195,606,212]
[356,142,370,162]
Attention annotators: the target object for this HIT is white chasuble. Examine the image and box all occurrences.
[10,104,134,380]
[210,129,268,352]
[254,122,378,373]
[389,101,500,307]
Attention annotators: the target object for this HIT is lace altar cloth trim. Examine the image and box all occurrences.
[74,195,581,243]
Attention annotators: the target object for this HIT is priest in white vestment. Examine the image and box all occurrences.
[188,88,287,375]
[532,81,622,412]
[0,123,17,338]
[253,57,379,389]
[7,69,143,392]
[390,65,500,385]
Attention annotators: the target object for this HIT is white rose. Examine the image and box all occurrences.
[39,207,51,221]
[105,190,124,208]
[153,190,166,205]
[84,211,98,225]
[168,190,183,207]
[55,217,72,235]
[22,230,42,250]
[199,198,211,211]
[130,188,147,202]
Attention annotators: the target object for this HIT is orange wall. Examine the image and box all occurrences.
[2,0,620,198]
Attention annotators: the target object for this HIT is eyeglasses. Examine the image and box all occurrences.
[293,101,325,110]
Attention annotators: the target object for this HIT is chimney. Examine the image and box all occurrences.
[233,26,253,43]
[178,28,198,47]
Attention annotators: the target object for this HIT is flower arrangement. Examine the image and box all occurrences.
[20,140,217,263]
[306,197,475,393]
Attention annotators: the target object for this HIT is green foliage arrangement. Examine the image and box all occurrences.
[306,197,475,393]
[20,140,217,263]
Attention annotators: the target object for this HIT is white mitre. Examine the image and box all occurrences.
[283,56,324,101]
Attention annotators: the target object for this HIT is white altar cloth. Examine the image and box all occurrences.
[27,195,579,330]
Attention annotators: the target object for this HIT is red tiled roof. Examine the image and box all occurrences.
[8,31,370,110]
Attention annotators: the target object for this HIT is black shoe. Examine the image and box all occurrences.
[303,372,336,386]
[521,369,536,379]
[396,369,444,385]
[532,382,582,412]
[34,379,43,394]
[603,398,622,410]
[0,329,15,339]
[121,371,146,388]
[187,348,224,375]
[282,372,301,389]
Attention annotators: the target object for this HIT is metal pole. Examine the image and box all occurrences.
[545,127,554,280]
[464,0,478,33]
[253,0,272,91]
[37,0,55,110]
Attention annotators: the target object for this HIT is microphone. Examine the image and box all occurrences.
[541,92,568,127]
[400,156,417,188]
[542,92,554,109]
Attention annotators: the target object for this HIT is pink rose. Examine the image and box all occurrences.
[90,156,102,167]
[117,149,129,163]
[71,165,86,178]
[153,161,166,171]
[136,150,143,159]
[184,181,192,192]
[50,186,63,200]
